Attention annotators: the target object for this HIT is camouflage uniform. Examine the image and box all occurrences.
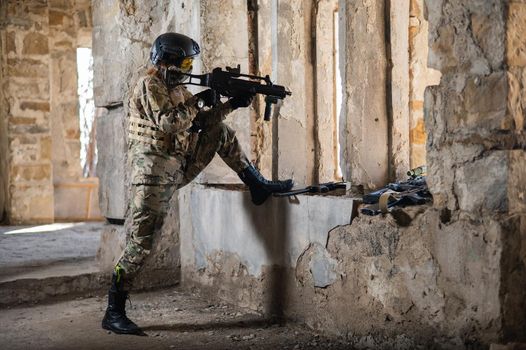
[116,72,250,284]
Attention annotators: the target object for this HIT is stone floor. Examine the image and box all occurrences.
[0,287,355,350]
[0,222,106,307]
[0,222,355,349]
[0,222,103,282]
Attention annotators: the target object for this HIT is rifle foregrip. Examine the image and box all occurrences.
[264,101,272,121]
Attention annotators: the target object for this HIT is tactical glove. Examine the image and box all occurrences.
[229,93,255,110]
[194,89,219,107]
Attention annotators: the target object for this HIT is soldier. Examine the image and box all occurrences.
[101,33,293,335]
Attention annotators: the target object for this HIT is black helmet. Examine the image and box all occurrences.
[150,32,200,67]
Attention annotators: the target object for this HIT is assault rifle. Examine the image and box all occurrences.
[181,65,291,120]
[273,182,349,197]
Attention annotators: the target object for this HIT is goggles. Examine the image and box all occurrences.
[163,52,194,70]
[179,57,194,70]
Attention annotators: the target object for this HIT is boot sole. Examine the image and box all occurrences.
[102,322,145,336]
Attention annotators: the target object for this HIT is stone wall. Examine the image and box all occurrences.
[91,0,525,347]
[179,0,526,347]
[0,0,54,224]
[0,0,98,224]
[408,0,441,169]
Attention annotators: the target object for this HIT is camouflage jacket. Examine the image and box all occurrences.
[127,72,233,185]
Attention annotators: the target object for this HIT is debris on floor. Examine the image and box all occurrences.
[0,287,355,350]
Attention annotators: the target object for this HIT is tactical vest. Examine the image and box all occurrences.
[128,115,172,151]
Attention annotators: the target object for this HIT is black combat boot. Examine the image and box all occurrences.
[238,165,294,205]
[101,272,143,335]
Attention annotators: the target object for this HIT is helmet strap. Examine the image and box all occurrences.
[161,66,188,88]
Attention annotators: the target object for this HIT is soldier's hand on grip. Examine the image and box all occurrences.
[229,93,255,110]
[194,89,219,107]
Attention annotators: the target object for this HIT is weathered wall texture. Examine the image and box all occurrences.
[91,0,525,347]
[422,0,526,340]
[0,0,54,223]
[183,205,512,347]
[340,0,388,189]
[314,0,340,183]
[274,0,315,186]
[0,0,99,224]
[389,0,410,181]
[178,0,526,347]
[408,0,441,169]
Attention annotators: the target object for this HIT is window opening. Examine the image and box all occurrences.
[333,9,343,180]
[76,47,96,177]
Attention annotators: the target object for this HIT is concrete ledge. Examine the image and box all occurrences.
[179,185,356,278]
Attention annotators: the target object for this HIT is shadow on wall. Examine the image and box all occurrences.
[244,195,291,321]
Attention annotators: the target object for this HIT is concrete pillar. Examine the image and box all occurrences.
[389,0,411,180]
[275,0,315,186]
[314,0,340,183]
[408,0,441,169]
[341,0,389,189]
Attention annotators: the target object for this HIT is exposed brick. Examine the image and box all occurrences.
[53,40,74,49]
[49,9,66,26]
[22,32,49,55]
[10,117,37,125]
[20,101,50,112]
[12,135,39,145]
[409,119,427,145]
[40,136,52,161]
[409,100,424,111]
[7,58,49,78]
[11,164,52,182]
[9,123,50,135]
[65,128,80,139]
[48,0,75,10]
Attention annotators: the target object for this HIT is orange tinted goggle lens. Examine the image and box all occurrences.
[180,57,193,69]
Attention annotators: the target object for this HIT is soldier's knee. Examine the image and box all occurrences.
[211,122,236,140]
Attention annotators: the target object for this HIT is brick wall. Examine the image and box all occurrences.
[0,0,98,224]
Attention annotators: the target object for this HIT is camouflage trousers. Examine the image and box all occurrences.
[116,122,250,286]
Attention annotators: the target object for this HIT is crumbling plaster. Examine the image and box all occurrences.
[180,0,526,347]
[91,0,526,347]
